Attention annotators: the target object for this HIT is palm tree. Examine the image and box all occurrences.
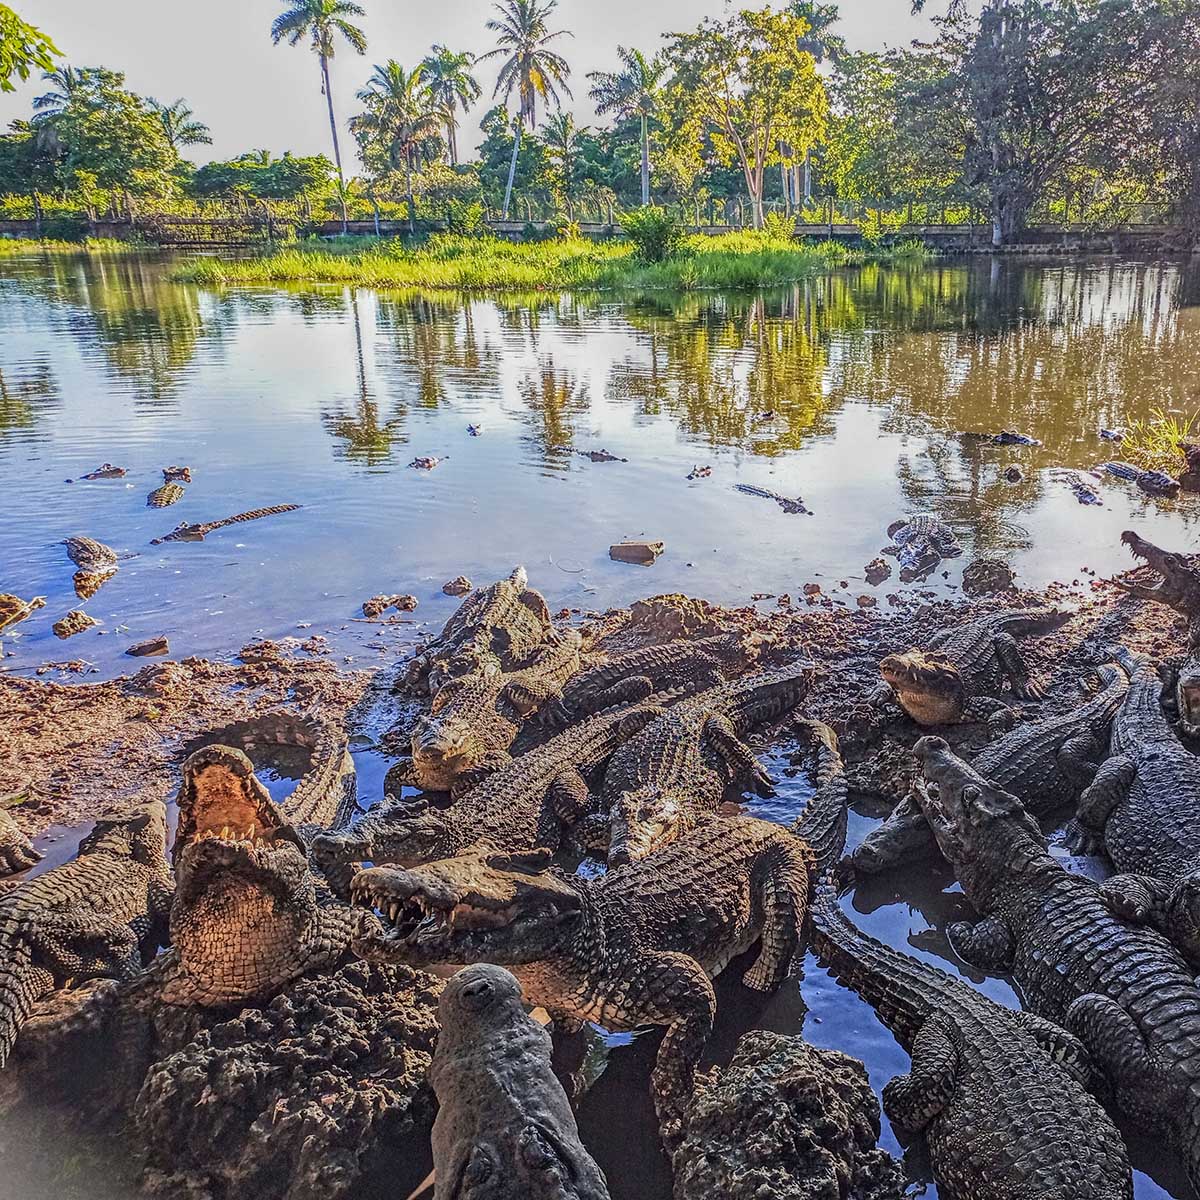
[587,46,664,207]
[540,110,584,205]
[148,98,212,152]
[350,61,441,232]
[790,2,845,204]
[420,46,481,167]
[32,64,91,116]
[480,0,572,219]
[270,0,368,230]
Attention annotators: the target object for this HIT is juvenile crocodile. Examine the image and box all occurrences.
[410,631,583,794]
[0,804,41,876]
[146,482,185,508]
[405,566,553,694]
[733,483,811,515]
[541,635,745,728]
[853,660,1128,874]
[0,803,172,1067]
[162,465,192,483]
[604,661,814,865]
[149,504,300,545]
[351,811,822,1146]
[810,878,1132,1200]
[75,463,126,480]
[60,535,119,573]
[430,964,612,1200]
[885,515,964,580]
[911,734,1200,1192]
[877,608,1066,726]
[313,702,667,889]
[1102,461,1181,496]
[1073,651,1200,965]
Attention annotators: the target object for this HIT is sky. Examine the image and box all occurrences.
[2,1,935,163]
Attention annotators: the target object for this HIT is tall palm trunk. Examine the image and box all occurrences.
[502,117,523,220]
[639,113,650,207]
[319,52,349,233]
[405,153,416,234]
[447,111,459,167]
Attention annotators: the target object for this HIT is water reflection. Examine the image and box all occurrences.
[0,363,59,438]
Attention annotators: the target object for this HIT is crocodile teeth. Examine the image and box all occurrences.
[389,902,401,921]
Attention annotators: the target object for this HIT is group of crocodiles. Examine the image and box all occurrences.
[9,542,1200,1198]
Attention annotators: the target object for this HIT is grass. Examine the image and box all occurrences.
[0,236,134,256]
[1123,407,1200,474]
[173,231,913,294]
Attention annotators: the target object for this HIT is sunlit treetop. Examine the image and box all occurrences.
[0,4,59,93]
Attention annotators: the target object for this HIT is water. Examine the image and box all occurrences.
[3,248,1200,1199]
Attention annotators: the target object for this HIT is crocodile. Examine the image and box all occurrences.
[1179,442,1200,492]
[1101,461,1181,496]
[604,661,815,865]
[410,631,583,795]
[990,430,1041,446]
[60,535,119,573]
[1072,651,1200,965]
[146,482,185,508]
[733,483,811,515]
[877,608,1066,726]
[313,701,667,890]
[429,964,612,1200]
[0,594,45,634]
[351,809,824,1146]
[540,634,746,728]
[0,802,172,1067]
[910,734,1200,1192]
[883,514,963,581]
[75,463,127,480]
[149,504,301,545]
[853,660,1128,874]
[0,803,41,876]
[810,877,1132,1200]
[405,566,553,694]
[1055,470,1103,505]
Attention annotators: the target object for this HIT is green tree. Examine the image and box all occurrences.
[587,46,664,207]
[0,4,57,93]
[480,0,572,219]
[539,109,585,204]
[420,45,480,167]
[148,97,211,152]
[270,0,367,230]
[32,63,90,116]
[789,3,846,203]
[661,9,829,228]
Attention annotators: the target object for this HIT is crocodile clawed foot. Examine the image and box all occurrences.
[1062,820,1103,857]
[1014,679,1047,702]
[749,767,777,797]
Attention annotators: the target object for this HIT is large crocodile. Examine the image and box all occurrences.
[429,964,611,1200]
[853,660,1128,874]
[149,504,300,545]
[313,702,667,890]
[810,879,1132,1199]
[911,734,1200,1192]
[877,608,1066,726]
[410,631,583,794]
[0,802,172,1067]
[1073,651,1200,965]
[604,661,814,865]
[405,566,553,694]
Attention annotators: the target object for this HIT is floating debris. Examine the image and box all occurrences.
[1003,464,1024,483]
[687,465,712,480]
[467,424,482,437]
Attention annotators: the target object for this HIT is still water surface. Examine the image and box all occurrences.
[2,249,1199,1199]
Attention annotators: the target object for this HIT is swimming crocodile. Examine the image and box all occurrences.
[910,734,1200,1193]
[0,803,172,1067]
[853,660,1128,874]
[146,482,185,508]
[733,483,811,515]
[603,661,814,865]
[149,504,300,545]
[877,609,1066,726]
[429,964,612,1200]
[810,877,1132,1200]
[1101,461,1181,496]
[60,535,119,573]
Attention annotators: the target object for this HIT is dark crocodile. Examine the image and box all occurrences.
[853,660,1129,874]
[149,504,300,545]
[0,802,172,1067]
[1073,651,1200,965]
[350,812,821,1146]
[410,631,582,795]
[313,702,667,889]
[405,566,553,694]
[541,634,745,728]
[883,514,963,581]
[430,964,611,1200]
[603,661,814,865]
[990,430,1041,446]
[1102,461,1181,496]
[810,877,1132,1199]
[733,483,811,515]
[910,734,1200,1192]
[0,802,41,876]
[878,608,1066,726]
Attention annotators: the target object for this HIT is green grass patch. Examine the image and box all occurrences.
[0,236,135,256]
[1124,407,1200,474]
[173,232,896,294]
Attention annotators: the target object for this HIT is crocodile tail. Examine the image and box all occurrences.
[790,720,848,878]
[1108,646,1144,679]
[0,942,54,1068]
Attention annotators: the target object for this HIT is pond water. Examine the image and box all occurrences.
[3,248,1200,1200]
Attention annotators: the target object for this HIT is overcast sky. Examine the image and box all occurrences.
[2,1,934,164]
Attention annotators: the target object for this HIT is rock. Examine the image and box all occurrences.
[962,559,1016,597]
[609,540,664,566]
[442,576,472,597]
[629,595,722,639]
[673,1030,905,1200]
[125,637,170,658]
[863,558,891,586]
[803,583,822,596]
[362,594,419,618]
[857,595,877,608]
[52,611,98,639]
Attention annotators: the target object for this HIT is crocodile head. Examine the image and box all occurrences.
[879,650,968,725]
[78,801,169,866]
[349,845,582,967]
[608,785,687,866]
[1117,531,1200,632]
[1178,657,1200,739]
[411,675,500,792]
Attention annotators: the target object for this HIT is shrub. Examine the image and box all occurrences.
[40,216,89,242]
[762,210,797,243]
[443,199,486,237]
[620,206,683,262]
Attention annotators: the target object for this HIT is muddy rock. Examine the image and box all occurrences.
[52,610,98,639]
[126,637,170,658]
[863,559,891,586]
[961,559,1016,597]
[133,961,442,1200]
[673,1030,905,1200]
[442,576,472,597]
[629,594,722,639]
[362,594,418,618]
[609,540,665,566]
